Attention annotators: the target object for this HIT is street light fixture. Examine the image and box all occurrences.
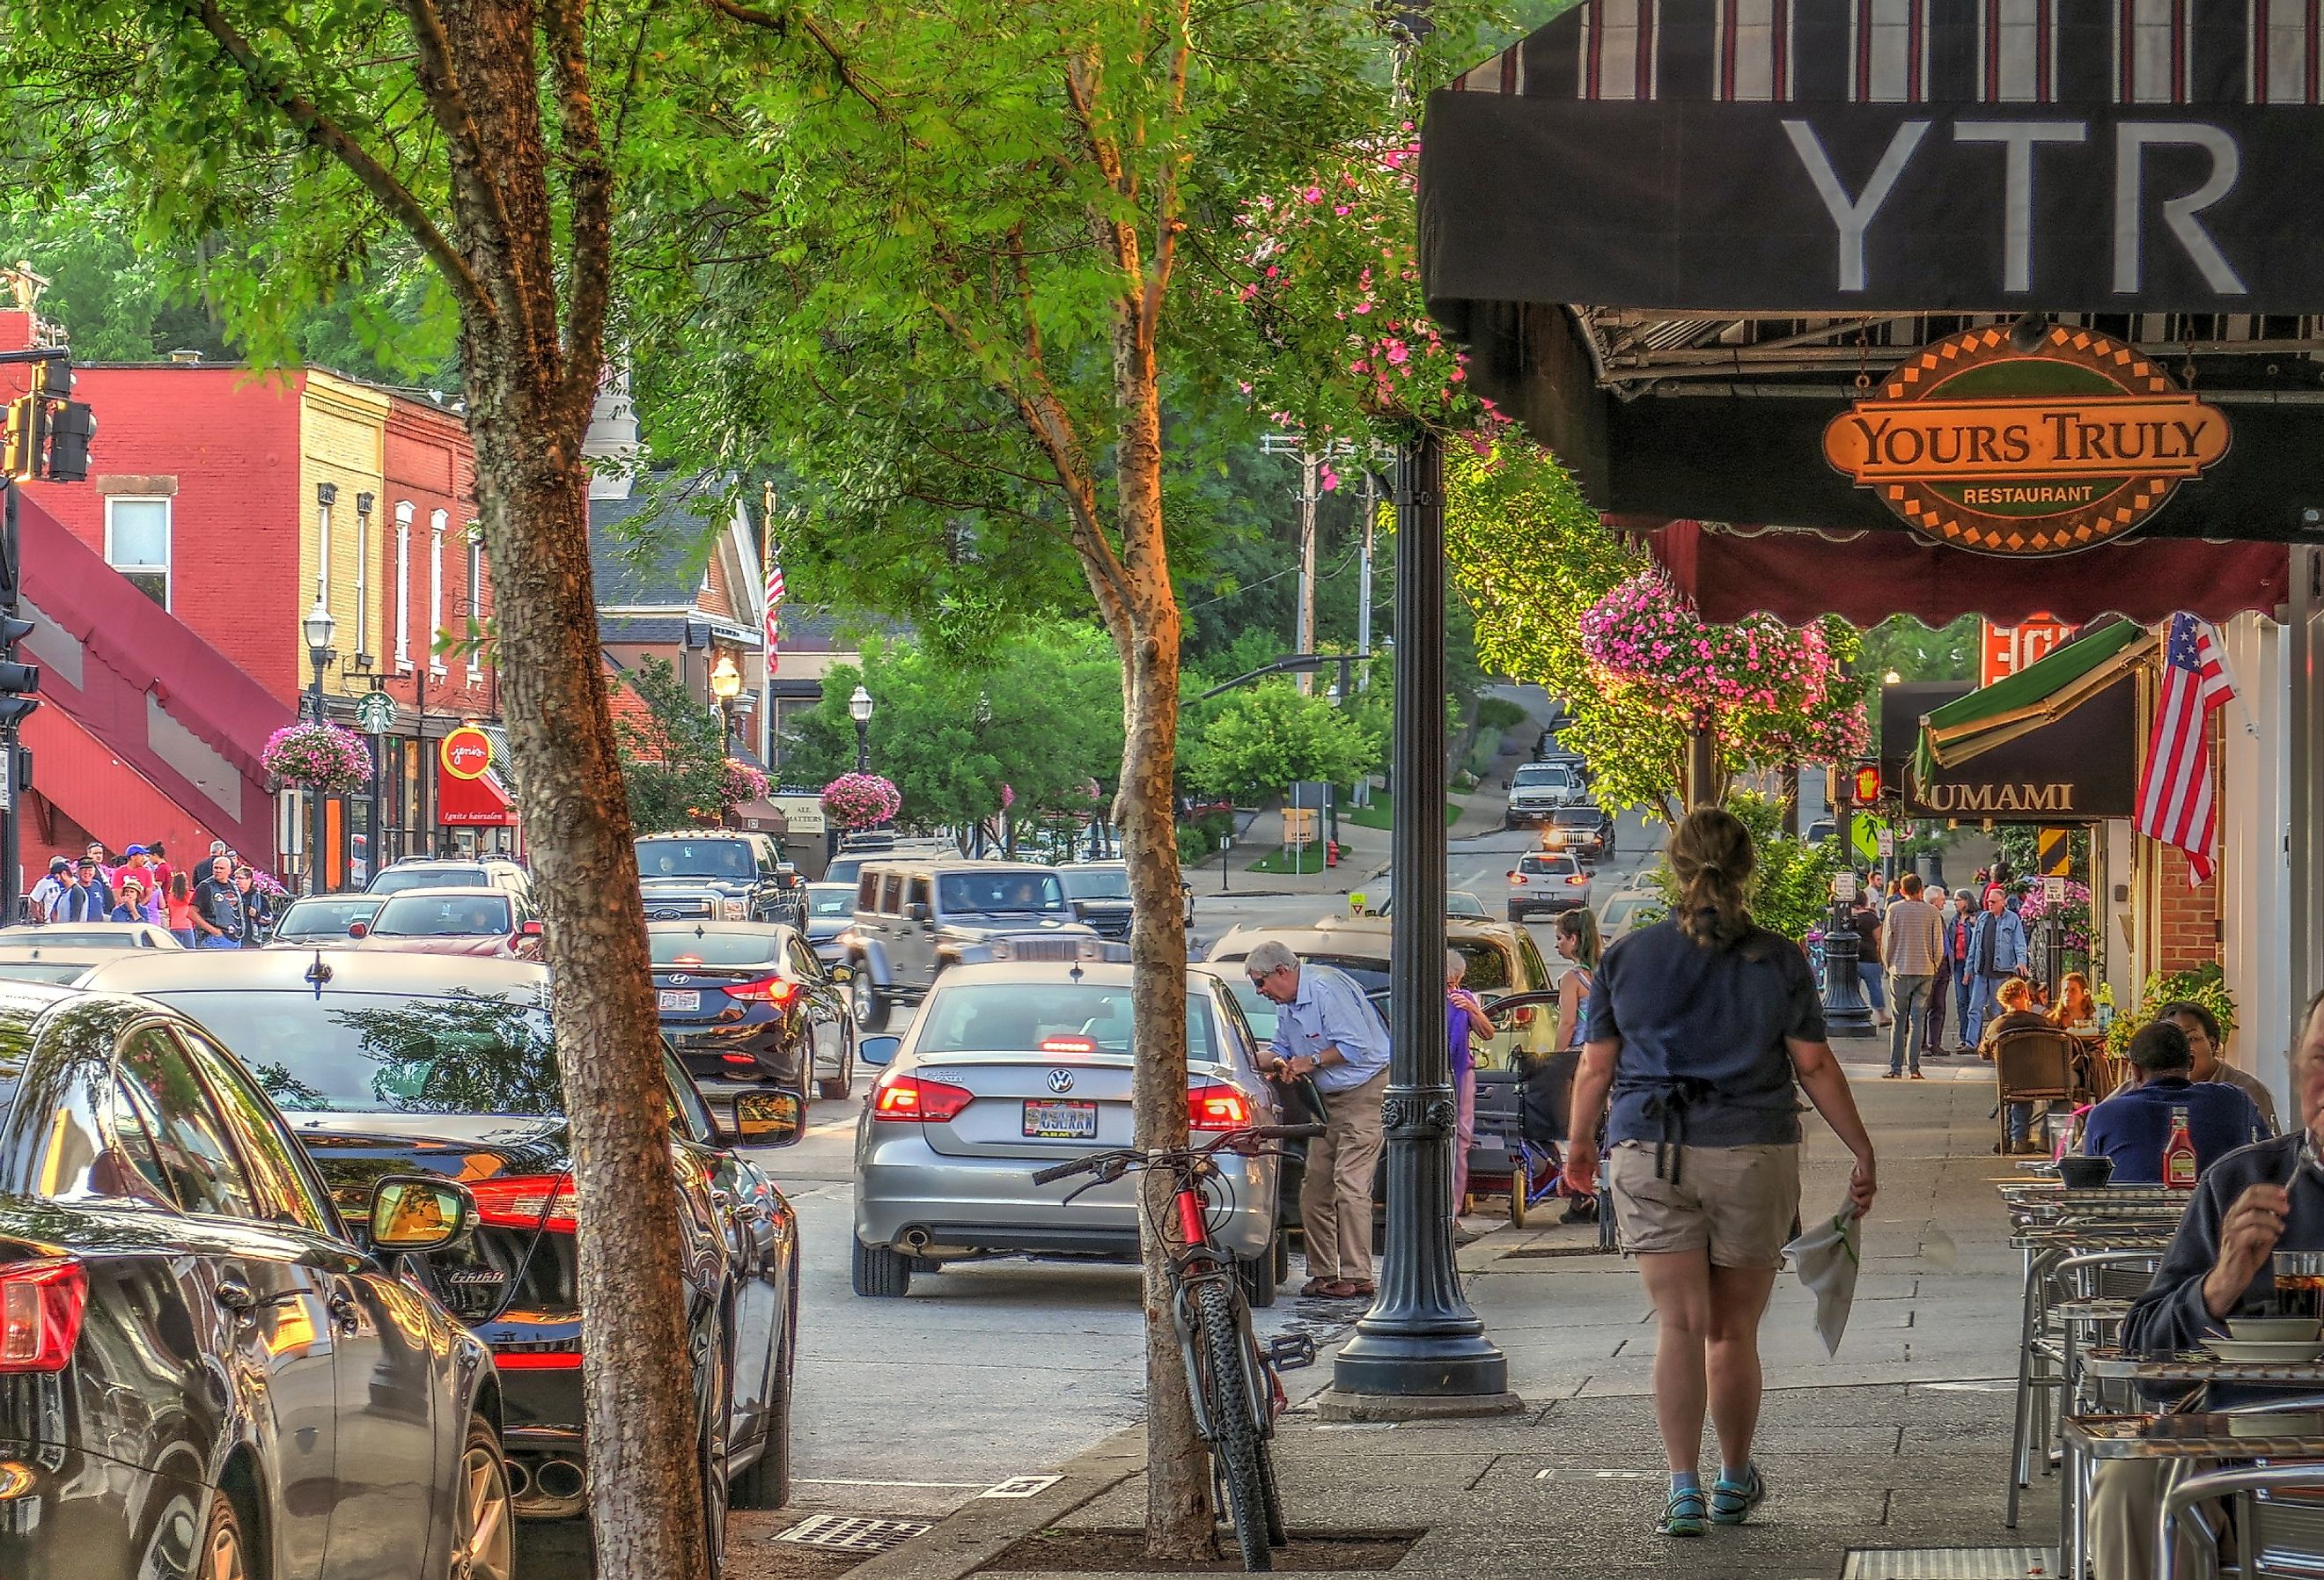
[1883,668,1903,685]
[302,599,337,895]
[849,684,874,774]
[710,650,743,747]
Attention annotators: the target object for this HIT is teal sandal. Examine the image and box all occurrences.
[1710,1464,1766,1525]
[1659,1485,1708,1537]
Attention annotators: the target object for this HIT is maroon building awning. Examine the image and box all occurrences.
[1643,521,2289,628]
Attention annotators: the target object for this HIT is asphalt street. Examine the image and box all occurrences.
[717,804,1666,1525]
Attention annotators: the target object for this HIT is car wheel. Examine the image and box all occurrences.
[695,1326,731,1574]
[197,1488,252,1580]
[849,969,888,1032]
[850,1237,913,1297]
[728,1326,792,1510]
[454,1410,515,1580]
[1237,1238,1279,1309]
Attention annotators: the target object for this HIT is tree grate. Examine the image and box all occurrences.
[772,1515,934,1554]
[1842,1548,2058,1579]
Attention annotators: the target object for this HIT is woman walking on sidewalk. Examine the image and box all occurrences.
[1563,807,1879,1539]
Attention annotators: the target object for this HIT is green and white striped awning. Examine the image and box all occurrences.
[1914,621,2151,779]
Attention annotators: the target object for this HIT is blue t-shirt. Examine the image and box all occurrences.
[2081,1076,2269,1184]
[1585,916,1825,1149]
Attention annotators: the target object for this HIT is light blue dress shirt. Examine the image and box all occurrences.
[1267,962,1392,1092]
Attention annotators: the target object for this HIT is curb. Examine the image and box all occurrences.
[836,1427,1147,1580]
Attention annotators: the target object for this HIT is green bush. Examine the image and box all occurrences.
[2107,960,2236,1061]
[1475,696,1529,732]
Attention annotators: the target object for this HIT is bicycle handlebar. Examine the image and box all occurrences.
[1030,1123,1325,1187]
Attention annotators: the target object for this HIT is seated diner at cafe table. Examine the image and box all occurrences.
[2081,1020,2270,1185]
[2088,989,2324,1580]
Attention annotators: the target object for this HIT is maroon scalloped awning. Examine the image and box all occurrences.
[1642,521,2291,628]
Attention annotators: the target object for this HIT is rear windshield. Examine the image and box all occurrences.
[128,988,561,1115]
[370,866,489,895]
[1057,868,1130,900]
[918,981,1214,1061]
[938,871,1067,915]
[276,899,383,938]
[639,841,754,879]
[651,930,777,966]
[0,959,95,985]
[1519,855,1578,876]
[1512,764,1571,785]
[372,893,513,937]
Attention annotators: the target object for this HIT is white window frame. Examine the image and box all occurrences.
[353,503,370,659]
[466,529,484,686]
[104,496,173,610]
[316,498,332,603]
[394,503,414,671]
[429,509,447,676]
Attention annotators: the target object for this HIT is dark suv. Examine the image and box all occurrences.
[841,860,1113,1029]
[1543,805,1616,866]
[636,832,803,926]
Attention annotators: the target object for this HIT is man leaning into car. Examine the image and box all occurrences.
[1247,939,1391,1300]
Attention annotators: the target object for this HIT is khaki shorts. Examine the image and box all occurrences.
[1607,1140,1802,1269]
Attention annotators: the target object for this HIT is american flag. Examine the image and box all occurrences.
[2136,614,2236,886]
[761,538,785,674]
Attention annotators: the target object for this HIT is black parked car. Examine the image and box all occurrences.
[0,982,510,1580]
[636,832,804,928]
[800,881,856,967]
[82,948,806,1532]
[651,920,857,1099]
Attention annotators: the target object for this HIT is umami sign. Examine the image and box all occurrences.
[1823,325,2229,556]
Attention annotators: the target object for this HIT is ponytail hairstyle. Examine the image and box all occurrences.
[1668,806,1756,950]
[1556,905,1601,971]
[169,872,188,902]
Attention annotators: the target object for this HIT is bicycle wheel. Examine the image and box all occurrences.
[1257,1435,1287,1548]
[1195,1281,1272,1572]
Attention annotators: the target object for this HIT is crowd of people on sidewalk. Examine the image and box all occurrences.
[19,838,282,946]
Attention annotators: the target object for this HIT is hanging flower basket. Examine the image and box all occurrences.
[720,761,769,809]
[822,772,901,831]
[261,721,373,795]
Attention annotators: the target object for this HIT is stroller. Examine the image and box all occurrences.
[1473,1043,1617,1246]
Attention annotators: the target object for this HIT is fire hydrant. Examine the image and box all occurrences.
[1325,840,1340,867]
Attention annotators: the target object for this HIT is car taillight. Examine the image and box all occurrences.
[1508,873,1528,886]
[724,976,799,1005]
[1040,1035,1097,1055]
[0,1258,86,1372]
[469,1174,577,1235]
[1568,875,1587,886]
[872,1073,974,1123]
[1188,1084,1253,1132]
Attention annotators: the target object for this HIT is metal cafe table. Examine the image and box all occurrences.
[2063,1407,2324,1580]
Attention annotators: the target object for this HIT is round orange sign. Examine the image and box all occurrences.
[439,726,493,781]
[1822,325,2231,556]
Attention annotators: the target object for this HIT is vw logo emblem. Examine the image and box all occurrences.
[1046,1069,1075,1094]
[666,973,690,985]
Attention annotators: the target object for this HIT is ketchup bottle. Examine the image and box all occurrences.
[2162,1105,2198,1190]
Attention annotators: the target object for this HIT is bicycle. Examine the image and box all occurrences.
[1033,1123,1324,1571]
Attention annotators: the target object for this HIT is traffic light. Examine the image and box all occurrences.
[1,397,30,482]
[0,358,92,482]
[1852,763,1883,804]
[0,659,40,729]
[44,401,92,483]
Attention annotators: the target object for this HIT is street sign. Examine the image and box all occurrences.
[2037,827,2073,877]
[355,689,397,734]
[1283,807,1319,845]
[1832,872,1857,902]
[439,725,492,780]
[2043,875,2068,903]
[769,795,827,835]
[1876,830,1894,857]
[1981,616,2078,687]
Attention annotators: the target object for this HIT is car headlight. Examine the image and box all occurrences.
[986,939,1014,961]
[720,899,747,920]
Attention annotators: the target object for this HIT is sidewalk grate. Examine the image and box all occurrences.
[1499,1244,1620,1260]
[1843,1548,2057,1579]
[773,1516,934,1554]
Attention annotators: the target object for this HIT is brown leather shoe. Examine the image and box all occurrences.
[1298,1277,1336,1297]
[1319,1280,1365,1299]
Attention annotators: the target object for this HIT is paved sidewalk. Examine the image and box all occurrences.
[828,1038,2056,1580]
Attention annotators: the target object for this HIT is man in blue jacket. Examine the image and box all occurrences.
[1961,886,2027,1047]
[2080,1020,2269,1183]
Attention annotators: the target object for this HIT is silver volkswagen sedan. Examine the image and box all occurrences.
[850,961,1290,1304]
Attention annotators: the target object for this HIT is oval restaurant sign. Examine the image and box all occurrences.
[439,726,493,781]
[1822,326,2230,556]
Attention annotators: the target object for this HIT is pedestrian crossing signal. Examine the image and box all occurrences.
[1851,764,1883,804]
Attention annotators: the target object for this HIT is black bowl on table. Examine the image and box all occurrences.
[2058,1155,2116,1189]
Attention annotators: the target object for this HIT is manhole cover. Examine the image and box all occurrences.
[1842,1548,2057,1579]
[773,1516,934,1554]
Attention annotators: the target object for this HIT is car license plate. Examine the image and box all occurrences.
[1023,1100,1098,1139]
[657,989,701,1012]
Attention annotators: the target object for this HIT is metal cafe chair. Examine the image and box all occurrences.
[2010,1236,2176,1528]
[1993,1027,2080,1153]
[2159,1456,2324,1579]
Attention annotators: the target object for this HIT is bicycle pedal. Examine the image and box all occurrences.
[1266,1334,1318,1371]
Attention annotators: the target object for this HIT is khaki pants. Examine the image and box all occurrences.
[2089,1459,2211,1580]
[1300,1069,1387,1283]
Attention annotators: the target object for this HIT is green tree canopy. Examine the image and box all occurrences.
[1182,681,1380,805]
[613,655,732,834]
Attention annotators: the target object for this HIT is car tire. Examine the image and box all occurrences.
[849,968,889,1032]
[851,1237,913,1297]
[455,1410,516,1579]
[1238,1240,1279,1309]
[196,1486,252,1580]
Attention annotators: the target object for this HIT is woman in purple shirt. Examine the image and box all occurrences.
[1447,949,1494,1216]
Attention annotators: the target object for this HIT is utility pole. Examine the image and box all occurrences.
[1356,467,1377,688]
[1294,451,1319,695]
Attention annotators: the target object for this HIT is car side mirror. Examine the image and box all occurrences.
[348,920,369,938]
[830,964,854,982]
[519,920,543,937]
[367,1176,471,1252]
[726,1090,805,1148]
[859,1034,901,1068]
[905,902,931,923]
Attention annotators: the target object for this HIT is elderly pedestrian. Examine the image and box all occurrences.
[188,855,243,949]
[1563,807,1876,1538]
[1247,938,1391,1300]
[1447,949,1493,1217]
[1879,874,1943,1080]
[1962,886,2028,1047]
[1922,886,1954,1058]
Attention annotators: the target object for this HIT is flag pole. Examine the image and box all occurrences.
[760,482,777,770]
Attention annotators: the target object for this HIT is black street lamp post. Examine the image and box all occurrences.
[1324,430,1516,1415]
[1819,775,1875,1035]
[302,599,337,894]
[850,684,873,775]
